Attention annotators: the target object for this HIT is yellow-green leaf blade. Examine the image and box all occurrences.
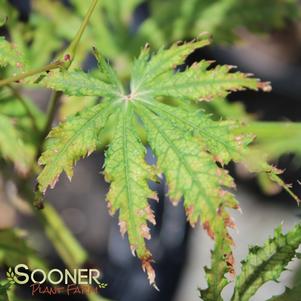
[42,70,116,97]
[104,105,157,285]
[138,104,234,231]
[148,62,270,102]
[145,102,251,164]
[131,34,211,91]
[38,103,113,193]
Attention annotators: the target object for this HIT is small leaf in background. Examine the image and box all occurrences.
[231,224,301,301]
[141,0,299,45]
[0,89,45,174]
[0,36,26,75]
[0,114,31,175]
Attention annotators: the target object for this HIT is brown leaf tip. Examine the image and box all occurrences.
[225,253,235,278]
[146,205,156,225]
[203,220,215,240]
[130,244,137,257]
[142,258,157,288]
[140,224,151,240]
[258,81,272,92]
[118,220,127,238]
[224,216,237,230]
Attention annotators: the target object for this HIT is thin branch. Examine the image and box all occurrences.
[36,91,62,160]
[43,91,62,138]
[0,60,63,88]
[63,0,99,68]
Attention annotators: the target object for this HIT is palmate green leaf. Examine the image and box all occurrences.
[104,106,157,286]
[38,36,270,284]
[231,224,301,301]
